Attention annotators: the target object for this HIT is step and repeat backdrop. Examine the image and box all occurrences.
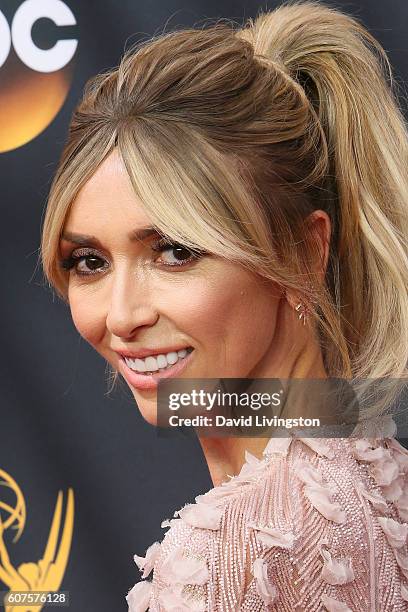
[0,1,407,610]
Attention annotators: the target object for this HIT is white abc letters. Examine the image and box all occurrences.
[0,11,12,67]
[0,0,77,72]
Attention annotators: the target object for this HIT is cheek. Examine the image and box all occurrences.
[68,289,105,347]
[168,275,279,357]
[222,291,278,357]
[143,281,215,347]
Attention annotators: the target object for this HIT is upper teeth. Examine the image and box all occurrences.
[124,348,191,374]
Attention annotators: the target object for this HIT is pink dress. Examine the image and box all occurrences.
[126,428,408,611]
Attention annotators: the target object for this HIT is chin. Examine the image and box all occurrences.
[139,409,159,427]
[130,389,159,426]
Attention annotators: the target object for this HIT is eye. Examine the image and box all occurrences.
[58,239,207,277]
[151,238,206,268]
[59,248,108,276]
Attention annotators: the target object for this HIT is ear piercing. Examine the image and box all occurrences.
[291,282,318,326]
[295,301,307,325]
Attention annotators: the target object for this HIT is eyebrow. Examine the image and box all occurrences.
[60,227,161,247]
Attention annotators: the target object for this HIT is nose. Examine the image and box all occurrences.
[105,267,158,338]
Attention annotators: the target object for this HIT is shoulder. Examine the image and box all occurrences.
[242,434,408,610]
[126,434,408,611]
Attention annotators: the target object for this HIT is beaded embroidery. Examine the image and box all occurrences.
[126,431,408,611]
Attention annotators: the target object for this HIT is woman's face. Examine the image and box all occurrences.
[60,149,286,425]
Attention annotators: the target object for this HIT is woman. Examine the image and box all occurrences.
[40,0,408,609]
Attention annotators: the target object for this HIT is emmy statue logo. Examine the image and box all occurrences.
[0,468,74,611]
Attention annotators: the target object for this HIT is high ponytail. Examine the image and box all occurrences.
[237,0,408,412]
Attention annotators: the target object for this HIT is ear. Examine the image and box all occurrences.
[305,209,332,282]
[285,209,331,311]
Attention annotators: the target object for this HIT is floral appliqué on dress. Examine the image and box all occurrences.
[126,426,408,611]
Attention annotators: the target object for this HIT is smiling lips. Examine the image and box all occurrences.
[119,345,195,391]
[122,346,194,374]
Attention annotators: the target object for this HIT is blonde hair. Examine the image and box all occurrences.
[40,0,408,418]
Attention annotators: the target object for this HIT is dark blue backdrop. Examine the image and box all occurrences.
[0,1,407,610]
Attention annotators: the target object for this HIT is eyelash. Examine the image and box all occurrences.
[59,238,205,277]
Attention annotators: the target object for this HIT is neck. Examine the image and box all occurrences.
[197,313,328,487]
